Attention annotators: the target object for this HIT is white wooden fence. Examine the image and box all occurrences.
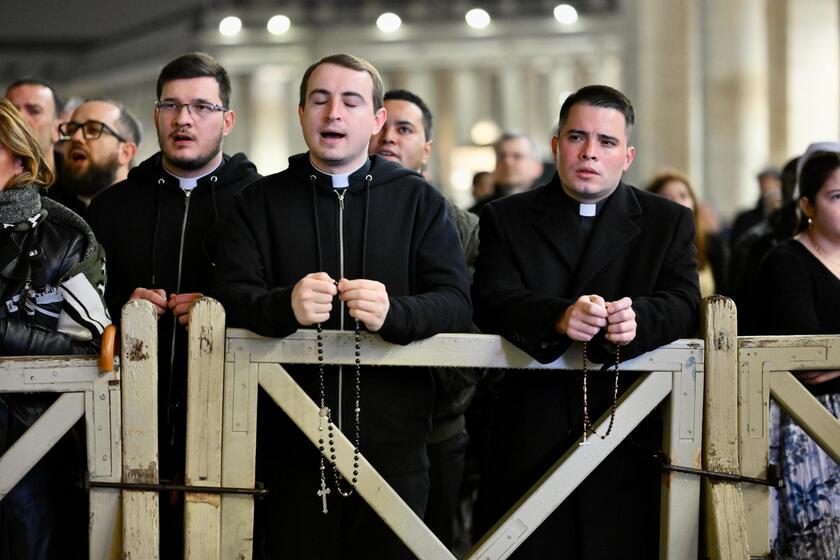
[1,295,838,559]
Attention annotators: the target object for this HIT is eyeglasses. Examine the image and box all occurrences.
[59,120,127,142]
[155,100,228,119]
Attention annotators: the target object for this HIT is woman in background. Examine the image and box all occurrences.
[749,150,840,559]
[647,170,728,297]
[0,98,109,559]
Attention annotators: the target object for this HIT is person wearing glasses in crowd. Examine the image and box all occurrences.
[48,98,141,218]
[0,98,110,559]
[87,52,259,557]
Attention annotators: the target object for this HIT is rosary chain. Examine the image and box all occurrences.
[581,341,620,443]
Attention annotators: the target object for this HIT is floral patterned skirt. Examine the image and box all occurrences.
[770,393,840,560]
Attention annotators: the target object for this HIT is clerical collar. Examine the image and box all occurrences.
[165,161,222,190]
[310,159,370,189]
[580,203,597,217]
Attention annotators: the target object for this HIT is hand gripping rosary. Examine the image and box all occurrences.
[315,316,362,514]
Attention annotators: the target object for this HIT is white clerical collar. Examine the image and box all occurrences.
[579,203,597,217]
[310,160,367,189]
[166,164,220,191]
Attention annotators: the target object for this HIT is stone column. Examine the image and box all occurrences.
[767,0,839,165]
[703,0,771,217]
[632,0,703,193]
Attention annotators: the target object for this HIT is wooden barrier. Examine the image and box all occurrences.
[120,298,160,558]
[0,331,122,560]
[219,322,705,559]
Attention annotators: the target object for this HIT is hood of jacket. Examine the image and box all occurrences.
[125,151,259,193]
[286,152,420,192]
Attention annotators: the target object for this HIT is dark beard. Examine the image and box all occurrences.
[158,128,224,172]
[61,155,118,198]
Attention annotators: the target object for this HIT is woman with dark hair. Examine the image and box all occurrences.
[647,170,728,297]
[0,98,110,558]
[750,150,840,559]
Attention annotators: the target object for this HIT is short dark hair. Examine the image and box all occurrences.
[384,89,433,139]
[83,97,143,146]
[799,151,840,204]
[157,52,231,108]
[299,53,384,112]
[5,77,62,118]
[558,85,635,138]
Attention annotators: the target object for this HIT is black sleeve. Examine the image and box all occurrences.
[210,192,301,338]
[377,193,472,345]
[472,203,576,362]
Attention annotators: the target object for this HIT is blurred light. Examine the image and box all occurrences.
[471,120,501,145]
[376,12,402,33]
[554,4,578,24]
[267,15,291,35]
[219,16,242,36]
[465,8,491,29]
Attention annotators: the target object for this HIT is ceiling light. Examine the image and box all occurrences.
[376,12,402,33]
[471,120,501,145]
[554,4,578,24]
[465,8,491,29]
[267,15,291,35]
[219,16,242,36]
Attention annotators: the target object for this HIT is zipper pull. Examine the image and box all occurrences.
[183,188,192,206]
[335,189,345,210]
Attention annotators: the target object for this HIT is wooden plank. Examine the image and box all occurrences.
[89,381,123,560]
[468,373,671,560]
[660,355,704,560]
[770,371,840,464]
[227,328,700,371]
[0,392,84,498]
[220,348,258,559]
[258,363,455,560]
[702,295,749,559]
[184,298,226,559]
[120,299,160,558]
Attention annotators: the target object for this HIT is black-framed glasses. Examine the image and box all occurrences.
[154,100,228,119]
[59,120,127,142]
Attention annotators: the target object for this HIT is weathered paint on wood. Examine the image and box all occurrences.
[702,296,749,559]
[121,299,160,558]
[220,342,259,559]
[184,298,225,559]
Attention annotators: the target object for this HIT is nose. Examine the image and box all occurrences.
[70,125,87,141]
[581,137,597,160]
[381,124,397,143]
[326,97,343,121]
[173,104,194,125]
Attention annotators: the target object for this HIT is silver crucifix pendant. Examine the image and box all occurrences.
[318,479,331,514]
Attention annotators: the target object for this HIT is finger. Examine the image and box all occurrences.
[310,271,336,283]
[606,297,632,313]
[310,280,339,295]
[607,309,634,324]
[607,320,634,334]
[587,294,606,307]
[582,301,608,317]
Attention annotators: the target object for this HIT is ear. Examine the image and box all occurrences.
[153,107,160,135]
[222,109,236,136]
[421,140,433,167]
[623,145,636,171]
[371,106,387,135]
[118,142,137,167]
[297,104,305,127]
[13,157,24,176]
[550,135,559,160]
[800,197,815,222]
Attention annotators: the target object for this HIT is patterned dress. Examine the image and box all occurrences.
[752,239,840,559]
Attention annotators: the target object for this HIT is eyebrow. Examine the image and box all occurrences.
[393,119,416,128]
[308,89,366,103]
[161,97,217,104]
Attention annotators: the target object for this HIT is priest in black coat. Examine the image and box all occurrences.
[471,85,700,559]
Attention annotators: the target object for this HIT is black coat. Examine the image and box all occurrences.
[471,176,700,558]
[87,152,260,472]
[473,175,700,363]
[212,153,472,472]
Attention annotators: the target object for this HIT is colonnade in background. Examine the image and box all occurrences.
[58,0,840,219]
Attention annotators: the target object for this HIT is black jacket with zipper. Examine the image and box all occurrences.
[87,151,260,472]
[212,153,472,476]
